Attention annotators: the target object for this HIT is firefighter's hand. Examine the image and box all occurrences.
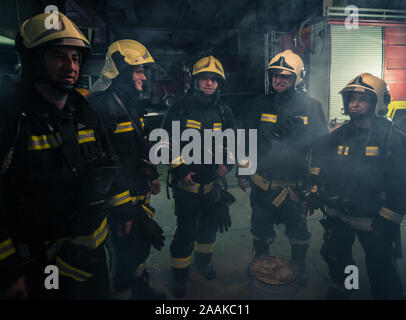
[117,220,133,238]
[216,164,228,177]
[151,179,161,195]
[181,171,196,186]
[304,203,315,217]
[238,177,250,191]
[0,275,28,300]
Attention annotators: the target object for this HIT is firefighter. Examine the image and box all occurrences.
[238,50,328,287]
[0,12,119,299]
[89,39,165,300]
[307,73,406,299]
[161,55,236,298]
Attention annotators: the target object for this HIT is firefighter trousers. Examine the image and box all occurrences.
[170,189,217,273]
[321,216,403,299]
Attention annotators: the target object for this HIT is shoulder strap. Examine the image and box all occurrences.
[111,92,148,156]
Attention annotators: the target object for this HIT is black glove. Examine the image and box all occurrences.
[213,190,235,233]
[132,205,165,250]
[371,215,399,238]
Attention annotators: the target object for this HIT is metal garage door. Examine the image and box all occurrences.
[329,24,383,123]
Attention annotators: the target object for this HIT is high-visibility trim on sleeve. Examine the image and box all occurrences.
[140,118,145,128]
[309,167,320,175]
[0,238,16,261]
[379,206,403,224]
[110,190,132,207]
[337,145,349,156]
[114,122,134,134]
[169,155,184,170]
[260,113,277,123]
[365,146,379,156]
[186,119,201,130]
[171,256,192,269]
[213,123,222,131]
[56,257,93,282]
[72,217,108,249]
[28,133,61,151]
[77,129,96,144]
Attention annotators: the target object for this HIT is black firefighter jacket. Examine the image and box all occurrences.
[243,89,328,183]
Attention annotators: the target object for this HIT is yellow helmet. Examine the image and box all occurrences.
[16,12,90,51]
[101,39,155,79]
[192,55,226,80]
[340,73,391,116]
[268,50,304,89]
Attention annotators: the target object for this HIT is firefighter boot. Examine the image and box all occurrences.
[291,243,309,287]
[171,267,189,298]
[132,271,166,300]
[195,252,216,280]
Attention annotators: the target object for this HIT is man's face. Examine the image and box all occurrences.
[41,46,80,89]
[272,70,294,93]
[348,92,374,120]
[133,66,147,92]
[197,76,218,95]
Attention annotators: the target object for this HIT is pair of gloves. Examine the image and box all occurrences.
[209,188,236,233]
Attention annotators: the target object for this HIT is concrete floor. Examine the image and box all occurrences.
[146,165,406,300]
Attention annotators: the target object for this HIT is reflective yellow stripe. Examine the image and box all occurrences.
[57,257,93,282]
[337,145,343,155]
[110,190,132,207]
[141,204,155,218]
[140,118,145,128]
[171,256,192,269]
[194,242,215,254]
[311,185,318,193]
[186,119,201,130]
[213,123,222,131]
[272,188,288,207]
[366,146,379,156]
[0,238,16,261]
[72,217,108,249]
[309,167,320,175]
[300,116,308,125]
[77,129,96,144]
[260,113,277,123]
[252,173,270,191]
[169,155,184,170]
[131,192,151,205]
[114,122,134,133]
[28,133,61,150]
[379,206,403,224]
[344,146,349,156]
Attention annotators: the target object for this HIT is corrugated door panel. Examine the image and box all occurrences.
[329,25,383,123]
[384,27,406,101]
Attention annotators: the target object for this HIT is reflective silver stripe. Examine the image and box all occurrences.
[272,188,288,207]
[300,116,309,125]
[57,257,93,282]
[114,122,134,133]
[337,145,343,155]
[213,123,222,131]
[0,238,16,261]
[252,173,270,191]
[171,256,192,269]
[28,133,61,150]
[260,113,277,123]
[366,146,379,156]
[77,129,96,144]
[169,155,184,169]
[72,217,109,249]
[379,206,403,224]
[324,207,373,231]
[289,238,310,245]
[110,190,132,207]
[194,242,215,254]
